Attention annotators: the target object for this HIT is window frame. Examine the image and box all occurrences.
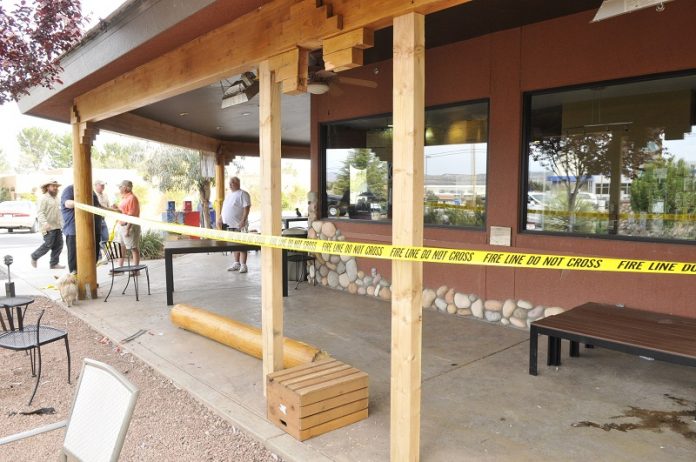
[320,98,491,230]
[519,68,696,246]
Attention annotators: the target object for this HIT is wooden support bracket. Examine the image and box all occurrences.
[268,47,309,95]
[286,0,343,49]
[322,27,374,72]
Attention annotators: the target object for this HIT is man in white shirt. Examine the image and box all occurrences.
[217,176,251,273]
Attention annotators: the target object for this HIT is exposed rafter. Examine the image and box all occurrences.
[74,0,472,122]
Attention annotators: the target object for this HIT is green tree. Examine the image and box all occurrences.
[92,141,146,169]
[630,158,696,215]
[331,149,388,201]
[49,132,73,168]
[17,127,54,172]
[142,146,215,227]
[0,147,12,173]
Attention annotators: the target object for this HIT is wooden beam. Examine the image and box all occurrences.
[96,112,220,153]
[269,47,309,95]
[74,0,471,123]
[259,59,284,395]
[71,107,99,299]
[214,152,226,230]
[390,13,425,462]
[323,28,374,72]
[219,141,310,160]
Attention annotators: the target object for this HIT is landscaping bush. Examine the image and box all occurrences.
[139,230,164,260]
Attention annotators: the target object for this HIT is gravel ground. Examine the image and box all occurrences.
[0,297,282,461]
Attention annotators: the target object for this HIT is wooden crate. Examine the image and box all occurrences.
[266,358,369,441]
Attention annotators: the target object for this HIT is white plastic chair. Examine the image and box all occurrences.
[0,358,139,461]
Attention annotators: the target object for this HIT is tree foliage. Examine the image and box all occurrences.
[92,141,146,169]
[330,148,388,201]
[142,146,215,226]
[0,0,85,104]
[630,157,696,215]
[0,147,12,173]
[17,126,54,171]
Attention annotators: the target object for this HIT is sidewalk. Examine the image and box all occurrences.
[6,251,696,461]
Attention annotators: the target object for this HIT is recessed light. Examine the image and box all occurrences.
[216,126,222,131]
[241,112,251,116]
[179,112,189,117]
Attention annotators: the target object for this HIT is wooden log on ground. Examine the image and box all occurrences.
[171,304,329,368]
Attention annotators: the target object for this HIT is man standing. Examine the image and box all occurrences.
[93,180,111,246]
[114,180,141,269]
[31,180,64,269]
[61,185,103,274]
[217,176,251,273]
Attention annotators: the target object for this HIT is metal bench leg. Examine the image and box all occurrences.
[547,336,555,366]
[64,336,71,384]
[28,346,42,405]
[570,341,580,357]
[529,326,538,376]
[145,268,151,295]
[105,271,115,302]
[122,273,131,294]
[553,337,562,366]
[133,272,140,301]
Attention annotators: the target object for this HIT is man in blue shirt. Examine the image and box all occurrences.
[61,185,103,274]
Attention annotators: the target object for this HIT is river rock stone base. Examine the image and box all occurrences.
[308,220,565,329]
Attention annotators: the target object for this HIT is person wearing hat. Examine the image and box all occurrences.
[30,179,65,269]
[93,180,111,254]
[114,180,141,269]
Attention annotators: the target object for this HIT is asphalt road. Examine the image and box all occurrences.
[0,229,68,273]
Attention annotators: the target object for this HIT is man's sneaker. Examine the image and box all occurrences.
[239,264,248,274]
[31,258,37,268]
[227,262,241,271]
[50,264,66,269]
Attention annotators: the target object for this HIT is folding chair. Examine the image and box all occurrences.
[101,240,150,302]
[0,359,139,462]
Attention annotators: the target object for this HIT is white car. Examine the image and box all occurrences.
[0,200,39,233]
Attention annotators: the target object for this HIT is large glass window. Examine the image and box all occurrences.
[524,74,696,241]
[323,101,489,227]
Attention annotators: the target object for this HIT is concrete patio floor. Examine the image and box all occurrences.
[8,249,696,461]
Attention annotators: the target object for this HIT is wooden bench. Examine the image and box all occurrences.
[529,302,696,376]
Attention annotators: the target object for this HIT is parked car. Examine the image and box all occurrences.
[0,200,39,233]
[326,194,348,217]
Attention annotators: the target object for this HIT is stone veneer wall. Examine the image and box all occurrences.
[306,219,566,329]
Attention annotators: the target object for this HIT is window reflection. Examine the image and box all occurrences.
[525,75,696,241]
[323,101,489,228]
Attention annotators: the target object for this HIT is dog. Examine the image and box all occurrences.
[55,273,78,307]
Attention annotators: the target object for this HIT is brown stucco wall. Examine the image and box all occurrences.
[310,4,696,316]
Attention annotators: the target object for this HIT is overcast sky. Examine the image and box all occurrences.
[0,0,128,163]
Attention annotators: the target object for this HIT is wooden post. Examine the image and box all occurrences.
[390,13,425,462]
[71,107,100,299]
[215,152,226,229]
[259,60,283,395]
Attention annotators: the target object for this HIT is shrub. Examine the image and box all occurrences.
[139,230,164,260]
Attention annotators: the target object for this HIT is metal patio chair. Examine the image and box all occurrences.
[0,302,71,405]
[0,358,139,462]
[101,240,150,302]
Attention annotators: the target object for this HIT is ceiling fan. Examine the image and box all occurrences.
[307,50,377,95]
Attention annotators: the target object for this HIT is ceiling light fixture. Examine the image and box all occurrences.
[307,81,330,95]
[179,112,189,117]
[592,0,672,22]
[241,112,251,117]
[221,72,259,108]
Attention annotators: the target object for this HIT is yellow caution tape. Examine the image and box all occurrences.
[75,203,696,275]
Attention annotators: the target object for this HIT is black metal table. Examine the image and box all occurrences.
[282,216,308,229]
[165,239,261,305]
[0,296,34,331]
[0,295,71,405]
